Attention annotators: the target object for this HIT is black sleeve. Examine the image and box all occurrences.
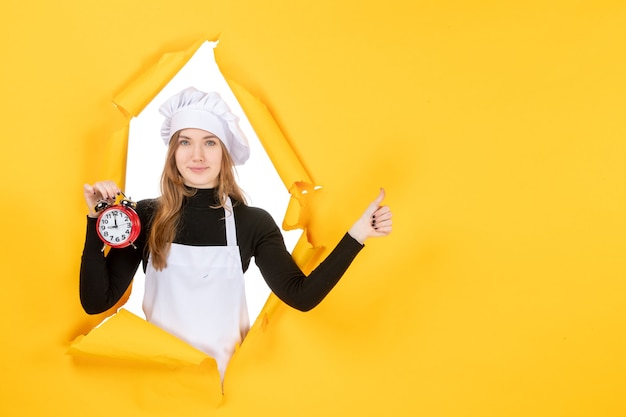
[79,202,151,314]
[252,211,364,312]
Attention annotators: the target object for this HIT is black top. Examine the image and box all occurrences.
[80,188,363,314]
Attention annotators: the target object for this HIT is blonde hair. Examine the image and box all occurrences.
[148,130,247,270]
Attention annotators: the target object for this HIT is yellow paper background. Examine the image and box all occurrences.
[2,1,626,416]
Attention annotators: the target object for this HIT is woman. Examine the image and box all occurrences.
[80,87,393,378]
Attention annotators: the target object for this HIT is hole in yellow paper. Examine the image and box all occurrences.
[124,41,300,326]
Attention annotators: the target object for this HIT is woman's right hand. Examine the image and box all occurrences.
[83,181,122,218]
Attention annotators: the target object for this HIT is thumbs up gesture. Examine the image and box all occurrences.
[348,188,393,244]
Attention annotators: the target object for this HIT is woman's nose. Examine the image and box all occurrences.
[191,144,204,161]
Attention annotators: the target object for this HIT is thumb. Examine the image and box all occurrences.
[372,187,386,207]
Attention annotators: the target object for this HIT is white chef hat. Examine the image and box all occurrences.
[159,87,250,165]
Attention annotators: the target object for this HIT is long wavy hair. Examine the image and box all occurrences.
[147,130,247,270]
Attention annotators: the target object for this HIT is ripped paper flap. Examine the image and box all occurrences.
[68,309,216,370]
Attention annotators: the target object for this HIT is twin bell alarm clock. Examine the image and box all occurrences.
[94,192,141,249]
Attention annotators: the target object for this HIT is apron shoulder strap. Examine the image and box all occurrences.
[224,197,237,246]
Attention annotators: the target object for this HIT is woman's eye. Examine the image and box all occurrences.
[205,140,216,146]
[178,139,190,146]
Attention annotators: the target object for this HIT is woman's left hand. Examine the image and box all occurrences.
[348,188,393,244]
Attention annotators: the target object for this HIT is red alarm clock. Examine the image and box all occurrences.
[94,193,141,249]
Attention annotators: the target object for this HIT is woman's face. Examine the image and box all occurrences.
[174,128,223,189]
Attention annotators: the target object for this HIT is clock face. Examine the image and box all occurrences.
[97,208,135,246]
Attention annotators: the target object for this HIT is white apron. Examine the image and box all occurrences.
[143,198,249,379]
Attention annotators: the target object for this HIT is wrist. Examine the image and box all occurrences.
[348,226,366,245]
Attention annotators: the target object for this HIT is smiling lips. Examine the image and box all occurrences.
[189,167,208,173]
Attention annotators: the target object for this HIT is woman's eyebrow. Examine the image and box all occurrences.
[178,134,217,140]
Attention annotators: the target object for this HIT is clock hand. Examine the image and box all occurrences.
[107,223,130,229]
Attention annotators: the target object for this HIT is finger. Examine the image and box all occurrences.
[372,206,391,222]
[374,220,392,233]
[93,181,120,200]
[366,189,387,218]
[373,214,392,225]
[83,183,95,196]
[373,224,392,235]
[372,217,392,229]
[91,183,107,199]
[372,188,386,207]
[372,210,392,223]
[374,219,392,229]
